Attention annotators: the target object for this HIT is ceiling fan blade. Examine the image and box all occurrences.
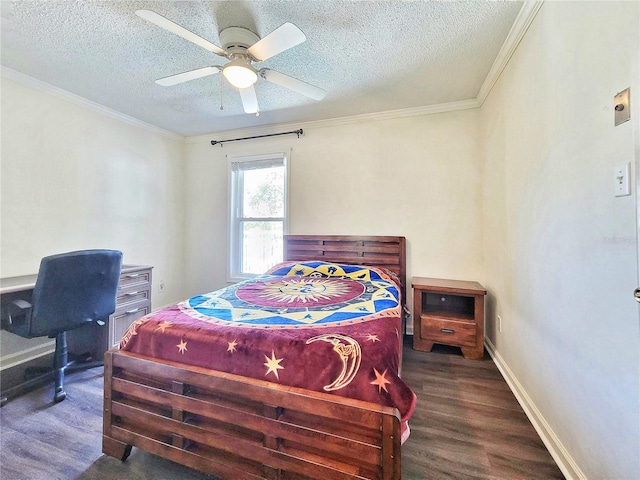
[136,10,226,57]
[248,23,306,62]
[239,85,259,114]
[260,69,326,101]
[156,66,221,86]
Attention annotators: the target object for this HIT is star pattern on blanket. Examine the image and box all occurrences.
[177,339,188,354]
[154,321,172,332]
[227,339,238,353]
[366,334,380,342]
[264,351,284,379]
[371,368,391,393]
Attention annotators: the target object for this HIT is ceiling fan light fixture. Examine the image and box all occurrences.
[223,59,258,89]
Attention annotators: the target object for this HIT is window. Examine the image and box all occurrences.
[228,152,288,281]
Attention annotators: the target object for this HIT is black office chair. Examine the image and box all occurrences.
[5,250,122,402]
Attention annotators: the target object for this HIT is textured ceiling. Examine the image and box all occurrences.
[1,1,524,137]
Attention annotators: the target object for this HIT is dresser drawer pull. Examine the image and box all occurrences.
[126,273,142,278]
[125,308,141,314]
[124,291,139,296]
[440,328,455,334]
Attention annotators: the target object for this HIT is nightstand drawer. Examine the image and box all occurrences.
[420,316,476,347]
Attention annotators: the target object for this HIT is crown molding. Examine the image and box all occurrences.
[188,1,542,143]
[476,1,544,106]
[2,1,542,144]
[1,67,184,143]
[186,98,480,144]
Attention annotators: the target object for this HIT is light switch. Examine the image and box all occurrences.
[614,163,630,197]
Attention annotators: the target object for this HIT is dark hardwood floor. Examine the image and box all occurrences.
[401,343,564,480]
[0,341,564,480]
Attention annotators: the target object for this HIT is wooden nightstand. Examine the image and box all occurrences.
[412,277,486,360]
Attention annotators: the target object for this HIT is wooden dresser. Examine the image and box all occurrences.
[412,277,486,360]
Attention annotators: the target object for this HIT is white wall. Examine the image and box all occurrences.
[480,2,639,478]
[183,110,484,307]
[0,76,187,366]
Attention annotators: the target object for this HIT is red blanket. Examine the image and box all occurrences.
[120,261,416,441]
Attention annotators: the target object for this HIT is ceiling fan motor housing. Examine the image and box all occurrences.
[219,26,260,56]
[219,26,260,89]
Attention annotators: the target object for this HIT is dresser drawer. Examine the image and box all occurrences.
[116,285,151,309]
[110,301,150,349]
[118,270,152,289]
[420,316,476,347]
[109,266,152,350]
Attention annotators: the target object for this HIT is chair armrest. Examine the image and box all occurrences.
[6,299,32,327]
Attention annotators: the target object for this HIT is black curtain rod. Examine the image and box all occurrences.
[211,129,303,147]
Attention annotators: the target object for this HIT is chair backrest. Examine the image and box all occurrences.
[29,250,123,338]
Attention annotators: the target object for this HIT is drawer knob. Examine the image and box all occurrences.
[124,291,139,296]
[125,308,141,314]
[440,328,455,334]
[126,273,142,278]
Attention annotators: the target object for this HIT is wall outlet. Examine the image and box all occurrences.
[158,279,165,292]
[497,315,502,333]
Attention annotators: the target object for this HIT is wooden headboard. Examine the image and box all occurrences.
[283,235,406,307]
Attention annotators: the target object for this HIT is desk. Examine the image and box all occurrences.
[0,274,38,294]
[0,264,153,401]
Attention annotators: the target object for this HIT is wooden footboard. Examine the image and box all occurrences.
[103,349,402,480]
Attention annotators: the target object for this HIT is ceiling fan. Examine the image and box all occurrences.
[136,10,326,115]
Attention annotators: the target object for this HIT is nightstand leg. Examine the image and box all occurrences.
[413,338,434,352]
[461,346,484,360]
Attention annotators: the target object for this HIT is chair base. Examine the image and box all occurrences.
[23,332,103,403]
[54,387,66,403]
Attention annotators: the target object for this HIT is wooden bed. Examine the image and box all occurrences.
[103,235,406,480]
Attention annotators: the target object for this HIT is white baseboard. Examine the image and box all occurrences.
[484,337,586,480]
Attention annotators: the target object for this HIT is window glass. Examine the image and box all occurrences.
[229,153,287,280]
[242,166,285,218]
[240,221,283,275]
